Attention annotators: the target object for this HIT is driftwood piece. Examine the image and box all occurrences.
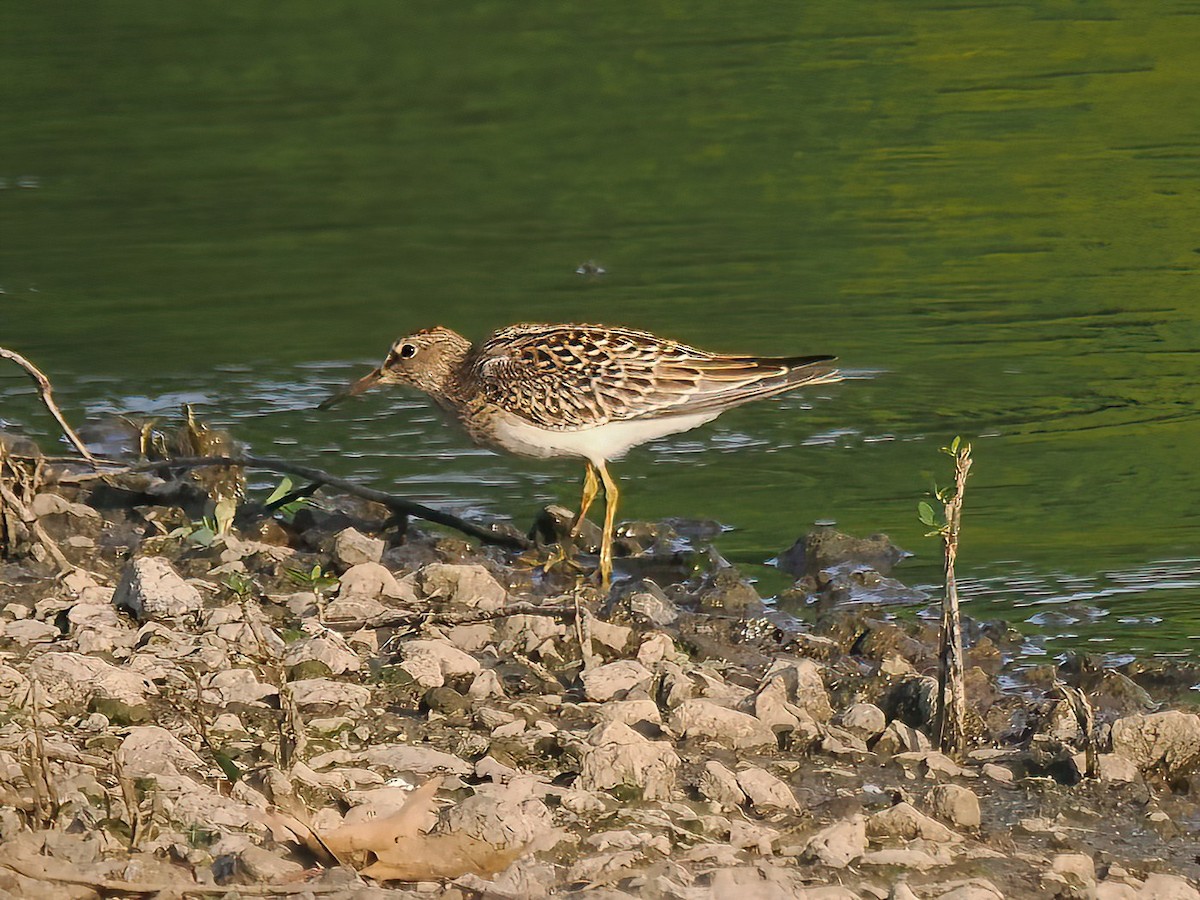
[63,454,531,551]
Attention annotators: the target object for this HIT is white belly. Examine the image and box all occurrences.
[486,409,722,465]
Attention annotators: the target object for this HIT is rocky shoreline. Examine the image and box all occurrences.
[1,442,1199,899]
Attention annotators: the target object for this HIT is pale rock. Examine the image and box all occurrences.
[286,678,371,711]
[282,631,361,675]
[1044,853,1096,894]
[495,614,566,655]
[29,652,156,707]
[210,713,247,734]
[1110,710,1200,778]
[670,698,777,749]
[890,882,921,900]
[335,562,414,602]
[0,663,29,706]
[589,618,633,654]
[822,724,870,757]
[234,844,305,882]
[728,818,778,855]
[757,658,833,722]
[68,603,137,655]
[466,668,506,701]
[581,659,653,702]
[446,623,495,653]
[659,661,694,708]
[398,638,481,688]
[736,766,800,813]
[838,702,887,740]
[896,749,971,779]
[113,556,203,622]
[881,654,917,677]
[802,815,866,868]
[746,675,822,746]
[1073,752,1140,783]
[1137,874,1200,899]
[117,726,206,778]
[874,720,931,755]
[1095,883,1139,900]
[928,784,981,828]
[868,802,962,842]
[578,720,679,800]
[419,562,508,611]
[594,698,662,728]
[346,627,377,653]
[323,595,387,622]
[490,718,527,739]
[624,588,678,626]
[637,631,675,667]
[332,527,384,567]
[932,878,1005,899]
[445,784,557,849]
[982,762,1015,784]
[30,492,100,519]
[205,668,278,706]
[699,760,747,808]
[2,619,58,645]
[363,743,473,776]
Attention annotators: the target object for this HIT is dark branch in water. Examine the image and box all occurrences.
[63,454,531,550]
[0,347,99,465]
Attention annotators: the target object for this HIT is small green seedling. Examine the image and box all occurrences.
[286,563,339,592]
[264,476,313,522]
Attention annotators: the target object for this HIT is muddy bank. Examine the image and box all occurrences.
[1,441,1199,899]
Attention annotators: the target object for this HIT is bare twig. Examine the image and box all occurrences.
[933,438,972,758]
[61,454,531,551]
[323,601,582,632]
[0,346,99,464]
[113,753,147,850]
[575,590,596,673]
[0,474,73,572]
[24,679,59,828]
[1056,679,1099,779]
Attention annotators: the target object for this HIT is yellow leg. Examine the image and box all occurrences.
[569,462,600,537]
[596,461,620,590]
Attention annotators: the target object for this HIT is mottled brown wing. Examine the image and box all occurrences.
[471,324,838,431]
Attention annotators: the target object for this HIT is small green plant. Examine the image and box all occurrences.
[917,435,964,534]
[167,496,238,548]
[285,563,339,592]
[264,476,313,522]
[223,571,257,597]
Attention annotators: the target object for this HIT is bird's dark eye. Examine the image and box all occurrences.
[398,343,417,359]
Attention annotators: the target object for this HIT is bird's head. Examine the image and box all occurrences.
[319,326,472,408]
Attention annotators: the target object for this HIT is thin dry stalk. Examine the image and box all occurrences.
[0,445,74,572]
[0,346,99,464]
[935,439,972,758]
[113,753,147,850]
[575,589,596,672]
[23,679,59,828]
[279,683,308,768]
[1057,680,1099,779]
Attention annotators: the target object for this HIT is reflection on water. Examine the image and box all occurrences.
[2,2,1199,658]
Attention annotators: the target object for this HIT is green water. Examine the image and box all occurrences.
[3,2,1199,663]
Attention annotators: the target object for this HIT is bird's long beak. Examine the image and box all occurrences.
[317,366,384,410]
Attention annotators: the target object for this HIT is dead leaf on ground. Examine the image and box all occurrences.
[320,775,526,882]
